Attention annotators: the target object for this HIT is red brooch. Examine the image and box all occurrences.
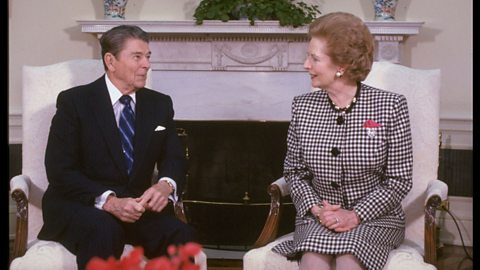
[363,119,381,128]
[363,120,381,138]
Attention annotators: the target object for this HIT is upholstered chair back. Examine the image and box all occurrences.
[21,59,106,244]
[363,61,441,252]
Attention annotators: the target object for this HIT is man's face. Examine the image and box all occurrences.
[107,38,151,94]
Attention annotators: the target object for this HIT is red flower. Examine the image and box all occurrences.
[362,119,381,128]
[86,257,120,270]
[144,257,175,270]
[182,243,202,258]
[86,242,202,270]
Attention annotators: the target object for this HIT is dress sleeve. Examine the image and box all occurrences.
[283,97,321,217]
[354,94,413,222]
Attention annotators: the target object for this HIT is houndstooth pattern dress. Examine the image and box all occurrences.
[272,83,413,270]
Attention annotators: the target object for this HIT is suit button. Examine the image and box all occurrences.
[336,115,345,125]
[330,181,340,188]
[331,147,340,157]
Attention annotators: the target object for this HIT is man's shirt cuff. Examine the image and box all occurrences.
[94,190,115,210]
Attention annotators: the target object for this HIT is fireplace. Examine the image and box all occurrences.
[175,120,296,249]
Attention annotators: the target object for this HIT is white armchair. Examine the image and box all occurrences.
[9,59,207,270]
[243,61,447,270]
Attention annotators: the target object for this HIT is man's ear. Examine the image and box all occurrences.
[104,53,115,71]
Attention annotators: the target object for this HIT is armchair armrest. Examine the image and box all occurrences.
[426,179,448,203]
[253,177,288,248]
[273,177,290,197]
[424,179,448,265]
[174,200,188,224]
[10,175,32,259]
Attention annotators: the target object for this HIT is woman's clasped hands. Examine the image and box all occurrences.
[311,200,361,232]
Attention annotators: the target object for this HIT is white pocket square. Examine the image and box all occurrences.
[154,125,166,131]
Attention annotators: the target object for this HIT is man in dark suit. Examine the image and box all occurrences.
[38,25,194,270]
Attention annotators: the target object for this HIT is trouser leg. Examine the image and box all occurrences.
[126,202,195,258]
[56,206,125,270]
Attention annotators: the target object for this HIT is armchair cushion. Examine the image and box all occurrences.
[244,233,435,270]
[10,240,78,270]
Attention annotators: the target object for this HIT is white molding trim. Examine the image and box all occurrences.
[78,20,423,36]
[9,111,22,144]
[78,20,423,64]
[79,20,310,35]
[9,114,473,149]
[437,196,473,247]
[439,118,473,150]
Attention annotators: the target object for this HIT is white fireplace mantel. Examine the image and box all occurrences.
[76,20,424,121]
[78,20,424,65]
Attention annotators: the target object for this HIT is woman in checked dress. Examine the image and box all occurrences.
[272,12,413,270]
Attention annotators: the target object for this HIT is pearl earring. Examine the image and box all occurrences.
[335,71,343,78]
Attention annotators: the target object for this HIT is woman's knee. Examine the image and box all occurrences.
[335,254,364,270]
[300,252,333,270]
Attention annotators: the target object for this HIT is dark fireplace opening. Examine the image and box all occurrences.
[175,120,296,250]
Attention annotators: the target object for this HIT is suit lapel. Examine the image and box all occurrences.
[130,89,155,179]
[89,77,129,178]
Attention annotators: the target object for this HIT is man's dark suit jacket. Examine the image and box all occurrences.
[38,75,186,241]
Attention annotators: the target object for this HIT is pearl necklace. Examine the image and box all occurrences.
[331,96,357,112]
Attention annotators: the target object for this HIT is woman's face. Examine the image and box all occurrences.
[303,37,339,89]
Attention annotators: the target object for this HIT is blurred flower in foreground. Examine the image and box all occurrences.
[86,242,202,270]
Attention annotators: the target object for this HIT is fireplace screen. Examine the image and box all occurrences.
[175,120,296,250]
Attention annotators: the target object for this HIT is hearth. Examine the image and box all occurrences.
[175,120,295,249]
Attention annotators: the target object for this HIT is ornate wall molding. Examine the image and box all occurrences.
[212,41,288,71]
[78,20,424,66]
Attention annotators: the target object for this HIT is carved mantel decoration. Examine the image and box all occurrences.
[212,40,289,71]
[78,20,423,68]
